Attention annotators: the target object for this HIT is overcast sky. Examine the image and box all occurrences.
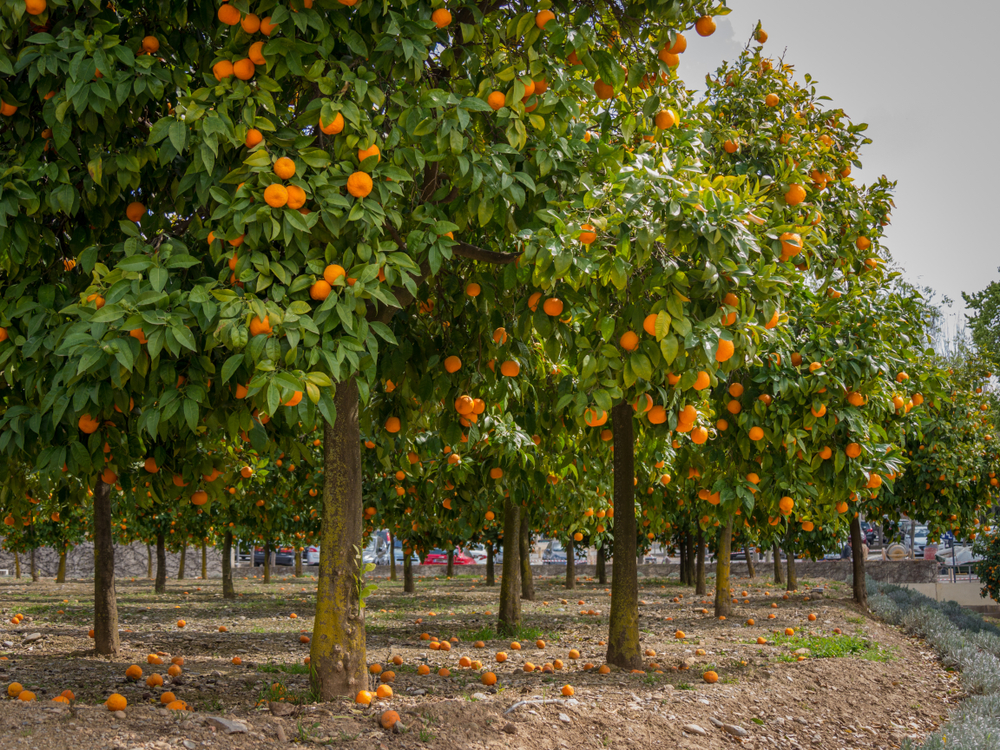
[678,1,999,342]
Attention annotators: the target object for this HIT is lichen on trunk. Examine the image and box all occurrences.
[177,545,186,580]
[714,518,733,619]
[497,496,521,636]
[93,480,120,655]
[606,401,642,670]
[310,377,367,700]
[295,547,303,578]
[201,542,208,580]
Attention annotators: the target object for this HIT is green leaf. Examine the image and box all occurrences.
[168,120,187,153]
[660,334,679,365]
[221,354,243,384]
[631,353,653,381]
[183,399,199,433]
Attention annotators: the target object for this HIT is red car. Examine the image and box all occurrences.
[421,549,474,565]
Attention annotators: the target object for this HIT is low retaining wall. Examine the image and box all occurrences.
[367,558,938,584]
[0,543,224,580]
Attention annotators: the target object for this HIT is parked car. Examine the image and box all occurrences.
[304,546,320,566]
[466,545,488,564]
[542,540,587,565]
[391,540,421,566]
[421,549,474,565]
[254,546,295,566]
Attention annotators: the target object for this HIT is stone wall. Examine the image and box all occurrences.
[0,542,224,579]
[367,558,938,584]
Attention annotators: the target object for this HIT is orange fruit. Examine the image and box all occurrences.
[233,59,255,80]
[619,331,639,351]
[320,112,344,135]
[264,184,289,208]
[347,172,373,198]
[535,9,555,28]
[274,157,296,179]
[212,60,234,81]
[695,16,716,36]
[358,144,381,164]
[431,8,452,28]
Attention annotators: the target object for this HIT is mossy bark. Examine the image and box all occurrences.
[695,526,706,595]
[850,513,868,608]
[310,377,367,700]
[155,533,166,594]
[56,550,66,584]
[565,536,576,589]
[93,480,120,655]
[403,551,415,593]
[222,530,235,600]
[519,513,534,601]
[714,518,733,619]
[202,542,208,580]
[606,401,642,670]
[13,553,19,579]
[486,542,495,586]
[497,496,522,636]
[596,545,607,585]
[772,542,784,585]
[29,548,37,582]
[146,544,152,579]
[446,549,454,578]
[177,545,186,580]
[295,547,303,578]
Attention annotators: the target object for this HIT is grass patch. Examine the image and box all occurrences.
[457,625,551,643]
[765,633,893,662]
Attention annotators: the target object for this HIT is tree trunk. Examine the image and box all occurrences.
[786,550,798,592]
[295,547,303,578]
[850,513,868,608]
[678,533,687,584]
[310,377,367,700]
[155,533,166,594]
[745,545,756,579]
[56,549,67,584]
[695,526,706,595]
[497,496,522,635]
[772,542,784,585]
[389,543,397,582]
[519,513,534,601]
[14,553,19,579]
[146,544,152,579]
[93,480,120,655]
[607,401,642,669]
[486,542,495,586]
[177,545,186,580]
[566,536,576,589]
[597,544,607,584]
[446,549,454,578]
[714,518,733,618]
[201,542,208,579]
[403,550,414,593]
[263,542,271,584]
[222,530,235,599]
[685,531,697,585]
[29,548,38,582]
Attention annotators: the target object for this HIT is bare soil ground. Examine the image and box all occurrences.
[0,570,962,749]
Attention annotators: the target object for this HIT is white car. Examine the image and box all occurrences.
[465,545,488,564]
[304,546,320,565]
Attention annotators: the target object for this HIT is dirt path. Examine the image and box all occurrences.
[0,572,960,748]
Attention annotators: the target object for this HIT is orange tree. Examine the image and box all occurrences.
[0,0,747,693]
[883,352,998,551]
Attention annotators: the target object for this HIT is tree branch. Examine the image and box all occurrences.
[453,241,521,265]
